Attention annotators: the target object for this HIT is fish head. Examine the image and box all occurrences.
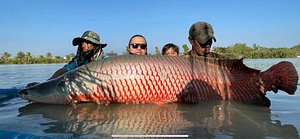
[18,76,70,104]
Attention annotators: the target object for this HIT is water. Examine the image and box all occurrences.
[0,59,299,138]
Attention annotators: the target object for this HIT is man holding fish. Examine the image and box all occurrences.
[186,21,223,58]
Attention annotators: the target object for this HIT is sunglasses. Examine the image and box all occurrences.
[130,43,147,49]
[195,39,213,48]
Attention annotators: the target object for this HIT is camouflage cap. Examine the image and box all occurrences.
[72,31,107,48]
[189,22,216,44]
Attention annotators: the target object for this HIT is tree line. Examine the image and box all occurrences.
[212,43,300,59]
[1,43,299,64]
[0,52,74,64]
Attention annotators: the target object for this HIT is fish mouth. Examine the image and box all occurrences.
[18,88,28,96]
[18,84,38,99]
[18,88,29,99]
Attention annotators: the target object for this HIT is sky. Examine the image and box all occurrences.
[1,0,300,56]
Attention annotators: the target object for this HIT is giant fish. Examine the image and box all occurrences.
[18,55,298,106]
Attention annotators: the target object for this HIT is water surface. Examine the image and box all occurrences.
[0,59,299,138]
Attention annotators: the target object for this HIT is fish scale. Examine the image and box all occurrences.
[19,55,298,106]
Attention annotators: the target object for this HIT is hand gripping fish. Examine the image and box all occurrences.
[18,55,298,106]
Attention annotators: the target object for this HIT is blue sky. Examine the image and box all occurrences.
[1,0,300,56]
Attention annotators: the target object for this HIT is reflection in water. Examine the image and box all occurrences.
[18,102,299,138]
[0,88,19,105]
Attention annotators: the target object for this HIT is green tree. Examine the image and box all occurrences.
[0,52,11,64]
[213,47,227,54]
[215,43,297,59]
[65,53,75,61]
[24,52,34,64]
[46,52,52,59]
[155,47,161,55]
[44,52,56,63]
[55,56,62,60]
[14,51,25,64]
[252,44,266,51]
[35,55,45,63]
[182,44,190,54]
[291,44,300,56]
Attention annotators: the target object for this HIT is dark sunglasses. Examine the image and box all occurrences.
[194,39,213,48]
[130,43,147,49]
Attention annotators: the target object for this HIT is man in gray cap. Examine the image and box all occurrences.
[48,30,107,80]
[186,21,222,58]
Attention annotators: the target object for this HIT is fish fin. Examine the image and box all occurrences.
[231,58,260,74]
[262,61,298,95]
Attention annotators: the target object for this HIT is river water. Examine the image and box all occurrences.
[0,58,299,138]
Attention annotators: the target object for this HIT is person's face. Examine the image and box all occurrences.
[81,41,95,54]
[189,37,212,56]
[128,36,147,55]
[165,48,178,56]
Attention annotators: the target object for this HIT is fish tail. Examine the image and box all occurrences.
[261,61,298,94]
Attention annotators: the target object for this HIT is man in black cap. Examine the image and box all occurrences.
[48,30,107,80]
[186,21,222,58]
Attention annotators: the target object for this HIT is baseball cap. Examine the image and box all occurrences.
[189,22,216,44]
